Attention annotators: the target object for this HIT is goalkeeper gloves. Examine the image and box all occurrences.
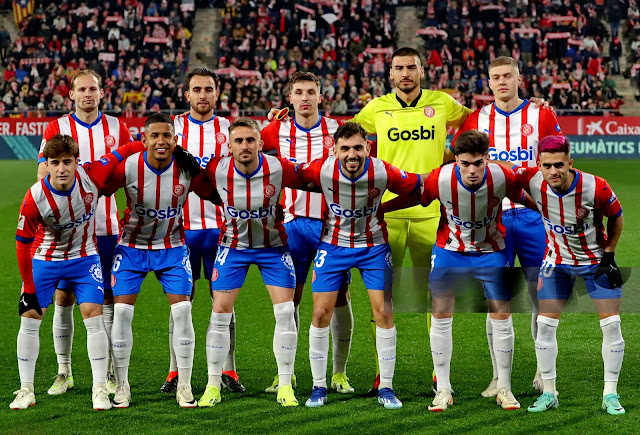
[594,252,623,289]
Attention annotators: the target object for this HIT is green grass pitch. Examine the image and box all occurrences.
[0,159,638,434]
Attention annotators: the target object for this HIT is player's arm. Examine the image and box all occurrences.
[503,166,536,210]
[349,99,377,133]
[173,145,202,177]
[190,162,222,205]
[382,166,436,214]
[594,180,624,288]
[538,107,564,137]
[99,161,127,197]
[260,121,281,156]
[84,141,146,189]
[16,192,43,315]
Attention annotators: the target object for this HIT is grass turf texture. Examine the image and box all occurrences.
[1,159,638,434]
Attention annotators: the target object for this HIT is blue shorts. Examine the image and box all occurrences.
[429,246,511,301]
[284,217,323,284]
[185,229,220,281]
[111,245,193,296]
[537,261,623,300]
[312,242,391,292]
[58,235,118,292]
[210,245,296,291]
[502,208,546,282]
[33,255,105,308]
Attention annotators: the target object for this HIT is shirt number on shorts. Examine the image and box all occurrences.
[216,247,230,266]
[112,254,123,272]
[314,250,327,268]
[540,261,555,277]
[431,254,436,268]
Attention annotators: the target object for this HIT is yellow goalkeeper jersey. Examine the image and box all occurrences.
[352,89,471,218]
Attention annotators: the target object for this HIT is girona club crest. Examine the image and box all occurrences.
[323,136,335,149]
[264,183,276,198]
[576,206,590,219]
[368,188,381,199]
[424,106,435,118]
[84,193,94,204]
[488,197,501,207]
[211,268,219,281]
[521,124,534,136]
[312,270,317,282]
[216,132,227,145]
[111,274,117,288]
[105,135,116,148]
[173,184,185,196]
[537,277,544,291]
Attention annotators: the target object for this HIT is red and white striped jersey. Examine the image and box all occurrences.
[205,154,304,249]
[421,163,524,253]
[174,113,230,230]
[299,156,421,248]
[515,167,622,265]
[17,151,129,262]
[39,113,133,236]
[103,152,212,250]
[453,101,562,210]
[261,116,341,222]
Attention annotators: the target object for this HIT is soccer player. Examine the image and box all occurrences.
[515,136,626,415]
[383,130,530,412]
[197,117,306,408]
[296,122,422,409]
[160,67,245,394]
[261,71,354,394]
[103,113,214,409]
[36,69,132,396]
[453,56,564,396]
[13,134,143,410]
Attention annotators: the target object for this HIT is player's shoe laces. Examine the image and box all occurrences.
[106,372,117,395]
[113,385,131,408]
[305,386,328,408]
[47,373,74,395]
[496,387,521,410]
[527,392,558,413]
[331,373,354,393]
[364,374,380,397]
[602,393,625,415]
[481,377,498,397]
[429,390,453,412]
[265,374,297,393]
[10,388,35,410]
[92,385,112,411]
[176,385,197,408]
[378,387,402,409]
[198,385,221,407]
[160,371,178,393]
[277,385,299,407]
[222,371,246,393]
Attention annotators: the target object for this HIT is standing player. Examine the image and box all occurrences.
[515,136,626,415]
[197,118,306,408]
[36,69,132,395]
[103,113,213,409]
[160,68,245,394]
[12,134,143,410]
[261,72,354,394]
[296,122,422,409]
[382,130,530,412]
[453,56,563,396]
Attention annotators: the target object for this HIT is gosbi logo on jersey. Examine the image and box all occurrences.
[134,203,183,219]
[323,136,335,149]
[216,132,227,145]
[226,204,275,219]
[264,183,276,198]
[424,106,435,118]
[489,146,535,162]
[576,206,590,219]
[368,187,381,199]
[84,193,95,204]
[388,125,436,141]
[449,211,497,229]
[49,208,95,230]
[543,217,588,235]
[173,184,185,196]
[105,135,116,148]
[521,123,534,136]
[195,154,215,168]
[329,202,379,218]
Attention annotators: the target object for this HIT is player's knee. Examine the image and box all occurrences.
[55,290,75,306]
[311,305,333,328]
[273,300,296,331]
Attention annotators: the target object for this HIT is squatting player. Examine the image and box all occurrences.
[453,56,564,396]
[261,72,354,394]
[13,134,143,410]
[36,69,132,395]
[515,136,626,415]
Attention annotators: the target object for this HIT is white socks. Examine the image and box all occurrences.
[535,315,559,395]
[491,316,514,390]
[52,303,74,376]
[376,325,397,390]
[168,310,177,373]
[527,281,539,342]
[171,301,195,387]
[112,303,135,387]
[102,303,114,373]
[601,315,624,396]
[273,301,297,387]
[206,312,232,389]
[331,302,353,375]
[223,309,237,373]
[84,315,109,387]
[309,325,330,388]
[17,317,42,389]
[485,313,498,378]
[430,316,453,392]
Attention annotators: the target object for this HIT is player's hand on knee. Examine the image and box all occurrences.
[19,292,42,316]
[595,252,623,289]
